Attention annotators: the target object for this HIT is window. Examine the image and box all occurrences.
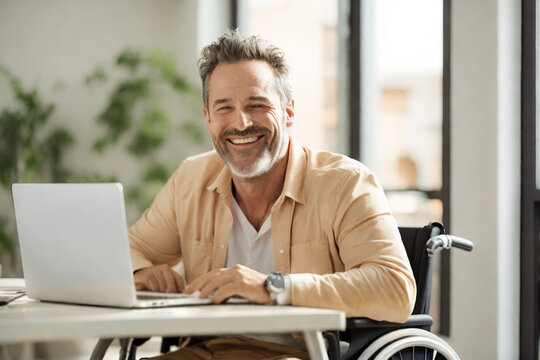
[360,0,443,228]
[235,0,449,334]
[359,0,446,332]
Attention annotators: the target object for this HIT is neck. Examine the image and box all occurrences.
[232,149,289,231]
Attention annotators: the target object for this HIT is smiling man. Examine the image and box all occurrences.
[129,30,416,360]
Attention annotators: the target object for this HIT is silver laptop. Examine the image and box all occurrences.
[12,183,214,308]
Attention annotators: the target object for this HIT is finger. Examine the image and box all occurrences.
[133,268,151,291]
[148,269,167,292]
[199,272,232,298]
[134,275,146,291]
[161,269,177,293]
[212,283,239,304]
[185,268,223,294]
[173,272,185,292]
[145,271,158,292]
[155,270,168,292]
[135,282,146,291]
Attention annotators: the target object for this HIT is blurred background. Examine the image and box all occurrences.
[0,0,528,359]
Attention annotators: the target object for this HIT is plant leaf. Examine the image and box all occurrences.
[127,106,169,156]
[0,217,15,264]
[85,66,107,85]
[116,48,143,73]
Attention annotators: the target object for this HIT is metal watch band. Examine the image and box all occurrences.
[265,272,291,305]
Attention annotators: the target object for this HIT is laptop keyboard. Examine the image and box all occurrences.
[136,291,200,300]
[136,291,248,304]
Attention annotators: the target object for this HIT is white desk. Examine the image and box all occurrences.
[0,296,345,360]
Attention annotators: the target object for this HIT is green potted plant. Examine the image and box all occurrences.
[86,47,206,213]
[0,66,74,275]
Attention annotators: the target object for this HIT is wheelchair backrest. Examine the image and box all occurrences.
[398,222,444,315]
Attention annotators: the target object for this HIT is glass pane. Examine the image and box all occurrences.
[361,0,444,333]
[386,191,443,227]
[243,0,340,153]
[361,0,443,196]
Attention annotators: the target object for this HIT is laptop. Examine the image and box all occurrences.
[12,183,216,308]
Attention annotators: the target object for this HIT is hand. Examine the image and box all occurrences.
[133,264,185,293]
[185,264,271,304]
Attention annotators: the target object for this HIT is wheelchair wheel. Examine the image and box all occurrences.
[358,328,459,360]
[372,335,458,360]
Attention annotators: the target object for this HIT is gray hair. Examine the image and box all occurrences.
[198,29,292,110]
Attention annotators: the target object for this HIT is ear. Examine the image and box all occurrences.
[284,99,295,128]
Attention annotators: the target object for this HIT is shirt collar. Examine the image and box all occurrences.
[280,137,306,205]
[206,157,233,201]
[206,137,307,205]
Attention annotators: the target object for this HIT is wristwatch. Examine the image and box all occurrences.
[265,272,290,305]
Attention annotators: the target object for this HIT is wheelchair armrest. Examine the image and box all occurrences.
[346,314,433,329]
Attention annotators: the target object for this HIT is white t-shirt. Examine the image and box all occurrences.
[226,196,275,273]
[226,195,301,350]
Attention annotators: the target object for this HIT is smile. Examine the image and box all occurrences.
[228,136,261,145]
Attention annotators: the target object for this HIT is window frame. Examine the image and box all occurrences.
[520,0,540,357]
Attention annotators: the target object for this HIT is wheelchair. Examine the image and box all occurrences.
[92,222,473,360]
[323,222,474,360]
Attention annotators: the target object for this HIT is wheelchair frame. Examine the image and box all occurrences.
[324,222,474,360]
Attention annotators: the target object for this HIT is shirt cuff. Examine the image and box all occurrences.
[275,275,292,305]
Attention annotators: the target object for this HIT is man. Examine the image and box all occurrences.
[130,29,415,360]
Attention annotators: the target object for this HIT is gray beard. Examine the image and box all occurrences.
[211,117,289,180]
[214,140,282,180]
[227,147,273,179]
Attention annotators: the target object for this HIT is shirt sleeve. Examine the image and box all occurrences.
[289,170,416,322]
[128,168,182,272]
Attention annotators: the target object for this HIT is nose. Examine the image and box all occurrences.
[232,110,253,130]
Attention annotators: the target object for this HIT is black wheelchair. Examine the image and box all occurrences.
[92,222,473,360]
[324,222,474,360]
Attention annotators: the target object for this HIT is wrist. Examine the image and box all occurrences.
[265,272,291,305]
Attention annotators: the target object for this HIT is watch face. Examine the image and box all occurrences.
[268,273,284,289]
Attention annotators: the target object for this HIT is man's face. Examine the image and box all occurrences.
[203,60,294,179]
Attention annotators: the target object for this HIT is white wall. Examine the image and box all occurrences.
[449,0,521,358]
[0,0,206,178]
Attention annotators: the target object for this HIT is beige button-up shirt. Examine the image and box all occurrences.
[129,139,416,322]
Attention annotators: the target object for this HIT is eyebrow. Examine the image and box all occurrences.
[212,96,271,109]
[247,96,271,102]
[212,98,232,108]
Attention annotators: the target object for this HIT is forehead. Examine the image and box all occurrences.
[208,60,279,100]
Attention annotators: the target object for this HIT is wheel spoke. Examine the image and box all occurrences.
[358,329,459,360]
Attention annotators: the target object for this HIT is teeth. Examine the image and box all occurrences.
[230,136,259,144]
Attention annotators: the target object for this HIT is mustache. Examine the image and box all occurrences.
[220,126,270,139]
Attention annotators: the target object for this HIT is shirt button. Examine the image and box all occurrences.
[220,245,225,249]
[279,249,285,254]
